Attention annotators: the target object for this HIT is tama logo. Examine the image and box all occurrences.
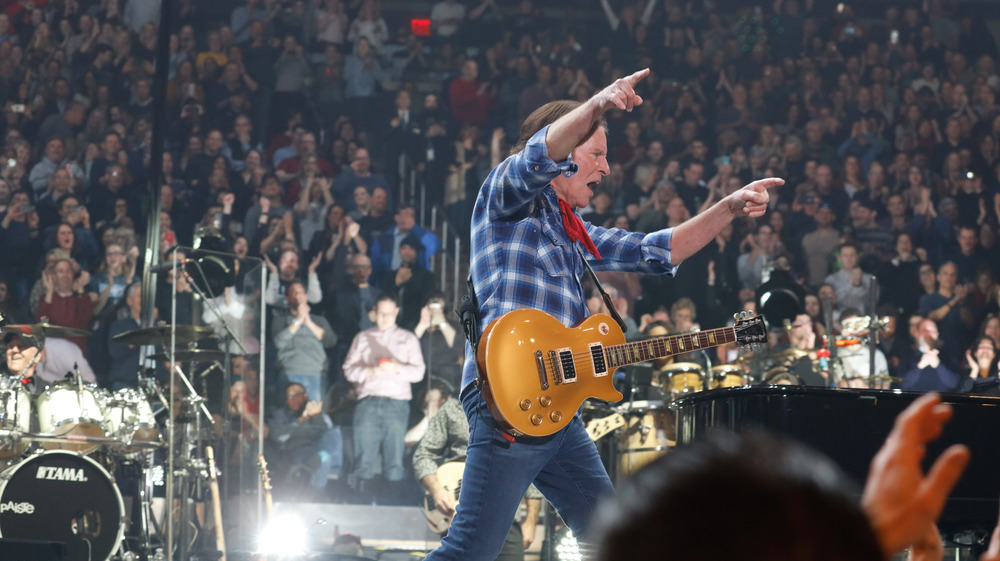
[35,466,88,482]
[0,501,34,514]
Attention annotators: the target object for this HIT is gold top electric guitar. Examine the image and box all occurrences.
[477,309,767,437]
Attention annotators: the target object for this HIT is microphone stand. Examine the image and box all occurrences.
[867,276,878,386]
[821,293,841,386]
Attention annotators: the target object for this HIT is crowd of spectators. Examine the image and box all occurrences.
[2,0,1000,502]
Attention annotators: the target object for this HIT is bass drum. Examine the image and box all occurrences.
[0,451,124,561]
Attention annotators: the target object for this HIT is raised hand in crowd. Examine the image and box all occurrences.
[861,393,970,559]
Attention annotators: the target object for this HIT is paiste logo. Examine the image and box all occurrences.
[0,501,34,514]
[35,465,89,482]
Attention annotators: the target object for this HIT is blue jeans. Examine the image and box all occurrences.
[352,396,409,481]
[424,384,613,561]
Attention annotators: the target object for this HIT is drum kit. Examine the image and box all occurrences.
[584,359,756,483]
[0,320,226,561]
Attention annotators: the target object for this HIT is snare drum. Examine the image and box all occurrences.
[617,407,675,479]
[103,388,160,452]
[35,382,108,454]
[661,362,705,399]
[710,364,748,389]
[0,385,31,459]
[0,450,125,561]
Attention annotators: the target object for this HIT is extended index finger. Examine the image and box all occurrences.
[624,68,650,87]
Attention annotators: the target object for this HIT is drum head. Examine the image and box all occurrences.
[0,451,124,561]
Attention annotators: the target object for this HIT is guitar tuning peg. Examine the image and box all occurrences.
[733,313,740,321]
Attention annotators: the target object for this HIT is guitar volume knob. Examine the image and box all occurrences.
[519,399,531,411]
[531,414,543,426]
[539,396,552,407]
[549,411,562,423]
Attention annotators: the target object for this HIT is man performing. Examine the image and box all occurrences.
[422,68,780,560]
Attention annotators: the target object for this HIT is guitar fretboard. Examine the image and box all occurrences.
[605,327,736,369]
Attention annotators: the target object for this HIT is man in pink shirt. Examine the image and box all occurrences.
[343,294,424,504]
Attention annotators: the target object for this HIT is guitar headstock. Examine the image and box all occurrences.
[733,312,767,353]
[257,454,272,491]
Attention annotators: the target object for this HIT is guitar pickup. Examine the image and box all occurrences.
[590,343,608,377]
[550,348,577,384]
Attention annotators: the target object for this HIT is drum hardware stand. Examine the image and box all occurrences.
[182,257,249,541]
[867,276,878,386]
[820,292,842,387]
[171,391,213,561]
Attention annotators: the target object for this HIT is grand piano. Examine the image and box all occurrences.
[673,386,1000,534]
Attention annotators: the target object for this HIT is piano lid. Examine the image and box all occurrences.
[673,386,1000,533]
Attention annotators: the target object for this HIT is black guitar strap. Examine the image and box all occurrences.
[456,274,482,353]
[576,245,628,333]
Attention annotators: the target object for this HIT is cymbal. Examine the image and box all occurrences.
[767,347,809,361]
[870,375,903,383]
[151,349,227,363]
[113,325,213,346]
[6,322,90,338]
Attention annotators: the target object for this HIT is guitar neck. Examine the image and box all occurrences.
[605,326,736,369]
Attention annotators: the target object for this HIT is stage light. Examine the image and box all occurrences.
[554,528,583,561]
[257,514,308,557]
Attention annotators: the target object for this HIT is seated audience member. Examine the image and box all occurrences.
[268,382,343,496]
[901,318,961,393]
[960,336,1000,395]
[594,393,969,561]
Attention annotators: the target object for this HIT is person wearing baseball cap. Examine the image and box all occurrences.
[3,326,45,381]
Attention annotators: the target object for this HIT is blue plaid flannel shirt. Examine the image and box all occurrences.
[461,125,679,389]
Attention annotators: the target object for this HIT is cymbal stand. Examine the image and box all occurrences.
[867,276,878,385]
[182,259,247,520]
[174,393,211,561]
[164,254,213,560]
[136,448,158,558]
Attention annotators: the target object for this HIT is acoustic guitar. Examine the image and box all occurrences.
[205,445,227,561]
[258,454,274,521]
[422,461,465,534]
[478,309,767,437]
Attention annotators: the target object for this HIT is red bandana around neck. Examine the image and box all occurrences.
[558,198,601,259]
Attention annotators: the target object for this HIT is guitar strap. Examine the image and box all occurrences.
[576,245,628,333]
[456,274,482,353]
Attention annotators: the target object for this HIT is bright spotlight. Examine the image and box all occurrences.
[554,528,583,561]
[257,514,308,557]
